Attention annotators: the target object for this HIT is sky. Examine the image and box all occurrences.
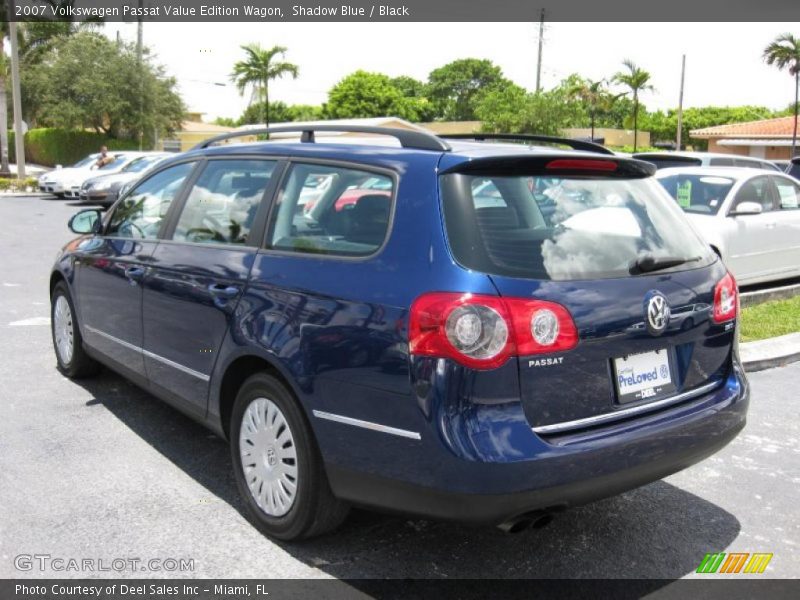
[103,21,800,121]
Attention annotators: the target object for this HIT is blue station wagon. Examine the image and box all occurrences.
[50,126,749,540]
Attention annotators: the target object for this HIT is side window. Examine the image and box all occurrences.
[709,157,734,167]
[774,178,800,210]
[267,163,394,257]
[172,159,276,245]
[106,162,194,239]
[732,176,775,213]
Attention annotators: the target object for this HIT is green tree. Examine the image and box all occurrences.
[763,33,800,157]
[475,83,582,136]
[613,59,654,152]
[28,32,184,144]
[230,44,299,130]
[427,58,510,121]
[1,20,10,176]
[324,70,429,121]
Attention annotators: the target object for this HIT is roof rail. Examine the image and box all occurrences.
[192,125,452,152]
[439,133,614,156]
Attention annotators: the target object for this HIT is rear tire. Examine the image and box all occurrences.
[51,282,100,379]
[230,373,349,540]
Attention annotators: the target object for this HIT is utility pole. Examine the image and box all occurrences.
[8,19,25,179]
[535,9,545,93]
[676,54,686,151]
[137,0,144,150]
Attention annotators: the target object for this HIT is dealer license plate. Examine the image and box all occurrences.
[613,349,676,404]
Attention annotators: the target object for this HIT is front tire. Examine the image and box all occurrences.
[51,282,99,378]
[230,373,348,540]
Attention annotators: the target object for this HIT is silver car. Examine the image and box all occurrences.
[635,151,782,172]
[656,167,800,285]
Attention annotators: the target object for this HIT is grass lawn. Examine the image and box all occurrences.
[739,295,800,343]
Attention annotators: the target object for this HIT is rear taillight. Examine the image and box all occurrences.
[712,272,738,323]
[409,292,578,370]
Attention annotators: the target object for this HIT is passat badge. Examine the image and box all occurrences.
[645,292,670,336]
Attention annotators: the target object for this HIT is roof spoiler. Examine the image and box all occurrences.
[192,125,452,152]
[440,133,615,156]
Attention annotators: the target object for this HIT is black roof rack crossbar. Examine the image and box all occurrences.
[440,133,614,156]
[193,125,452,152]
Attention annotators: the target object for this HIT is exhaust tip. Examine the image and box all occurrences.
[497,511,554,534]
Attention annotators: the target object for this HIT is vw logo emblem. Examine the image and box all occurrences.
[645,293,670,336]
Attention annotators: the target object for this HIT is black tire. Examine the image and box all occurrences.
[51,282,100,379]
[230,372,349,541]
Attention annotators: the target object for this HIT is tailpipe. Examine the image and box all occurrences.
[497,511,554,534]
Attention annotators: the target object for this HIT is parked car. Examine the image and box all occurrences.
[634,151,782,172]
[51,127,748,541]
[786,156,800,180]
[80,153,170,207]
[772,160,790,172]
[38,152,145,198]
[656,166,800,285]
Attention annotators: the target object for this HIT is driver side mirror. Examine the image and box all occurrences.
[55,164,63,170]
[730,201,763,216]
[68,209,102,234]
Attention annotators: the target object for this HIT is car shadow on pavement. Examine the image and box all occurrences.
[74,369,741,581]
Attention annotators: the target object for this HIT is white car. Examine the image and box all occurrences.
[38,152,145,198]
[656,167,800,285]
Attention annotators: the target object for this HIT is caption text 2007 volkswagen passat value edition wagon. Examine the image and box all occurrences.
[50,127,749,540]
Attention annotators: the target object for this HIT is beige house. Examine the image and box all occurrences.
[691,116,800,160]
[159,112,235,152]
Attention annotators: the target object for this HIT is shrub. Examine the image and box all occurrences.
[5,129,138,167]
[0,177,38,192]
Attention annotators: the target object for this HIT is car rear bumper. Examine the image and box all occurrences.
[323,362,748,525]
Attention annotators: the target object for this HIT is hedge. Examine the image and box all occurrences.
[5,128,139,167]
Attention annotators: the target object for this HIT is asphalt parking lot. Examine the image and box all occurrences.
[0,194,798,581]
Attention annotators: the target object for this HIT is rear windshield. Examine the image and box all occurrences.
[634,155,702,170]
[441,173,714,281]
[657,174,735,214]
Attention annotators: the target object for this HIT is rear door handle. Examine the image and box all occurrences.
[124,266,146,281]
[208,284,240,298]
[765,222,777,229]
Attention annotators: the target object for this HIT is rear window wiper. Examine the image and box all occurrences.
[629,255,701,275]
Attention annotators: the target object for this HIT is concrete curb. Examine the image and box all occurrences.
[740,332,800,372]
[740,282,800,308]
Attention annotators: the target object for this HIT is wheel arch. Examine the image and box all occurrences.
[214,351,304,441]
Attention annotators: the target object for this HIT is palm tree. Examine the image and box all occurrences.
[613,60,654,152]
[230,44,299,132]
[568,78,611,142]
[763,33,800,158]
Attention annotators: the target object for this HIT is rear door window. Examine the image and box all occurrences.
[172,159,276,246]
[774,177,800,210]
[441,172,714,281]
[266,163,394,257]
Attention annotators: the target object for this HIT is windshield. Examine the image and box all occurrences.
[656,174,735,214]
[72,155,98,168]
[123,155,163,173]
[97,155,129,170]
[441,173,714,281]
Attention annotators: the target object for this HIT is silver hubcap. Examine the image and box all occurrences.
[53,296,74,365]
[239,397,298,517]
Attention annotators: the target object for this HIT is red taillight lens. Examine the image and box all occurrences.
[713,272,738,323]
[409,292,579,370]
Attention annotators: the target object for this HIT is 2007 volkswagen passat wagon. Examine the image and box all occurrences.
[50,127,749,540]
